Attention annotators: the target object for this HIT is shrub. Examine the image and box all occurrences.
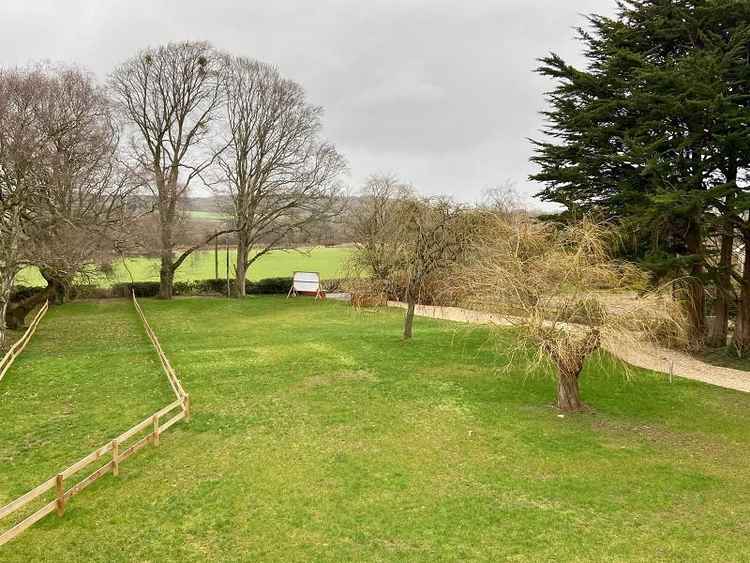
[112,281,161,298]
[321,278,345,292]
[249,277,293,294]
[10,285,46,301]
[110,278,299,298]
[344,278,389,308]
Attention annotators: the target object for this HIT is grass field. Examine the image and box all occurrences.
[699,348,750,372]
[16,246,352,287]
[2,297,750,561]
[187,210,229,222]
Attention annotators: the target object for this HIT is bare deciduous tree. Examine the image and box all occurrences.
[347,174,412,284]
[110,41,231,299]
[26,66,134,303]
[0,68,50,347]
[348,178,476,339]
[216,56,346,296]
[398,198,478,339]
[480,181,521,214]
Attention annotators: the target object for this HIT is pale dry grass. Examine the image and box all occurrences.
[452,214,688,410]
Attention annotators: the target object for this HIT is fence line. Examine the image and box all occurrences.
[0,294,190,547]
[131,290,186,400]
[0,301,49,384]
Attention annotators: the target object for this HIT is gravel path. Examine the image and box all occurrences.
[388,301,750,393]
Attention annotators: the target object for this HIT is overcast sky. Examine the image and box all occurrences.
[0,0,617,208]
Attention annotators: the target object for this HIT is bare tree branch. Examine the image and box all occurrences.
[214,55,346,296]
[110,41,224,299]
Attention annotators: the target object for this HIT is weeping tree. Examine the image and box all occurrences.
[110,41,235,299]
[216,56,345,297]
[457,215,687,412]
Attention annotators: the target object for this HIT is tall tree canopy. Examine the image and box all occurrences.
[110,41,229,299]
[216,56,345,297]
[531,0,750,349]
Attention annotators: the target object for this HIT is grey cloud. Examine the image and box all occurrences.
[0,0,617,206]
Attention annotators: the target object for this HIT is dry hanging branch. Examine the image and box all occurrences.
[455,214,688,412]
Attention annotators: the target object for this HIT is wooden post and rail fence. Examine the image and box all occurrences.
[0,291,190,547]
[0,301,48,384]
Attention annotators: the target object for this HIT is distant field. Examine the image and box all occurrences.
[16,246,352,287]
[186,210,228,222]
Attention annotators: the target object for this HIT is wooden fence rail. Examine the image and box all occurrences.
[0,294,189,548]
[0,301,49,384]
[131,290,186,401]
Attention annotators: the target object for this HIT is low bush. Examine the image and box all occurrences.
[250,277,293,294]
[10,285,45,301]
[111,281,160,298]
[321,278,345,292]
[108,278,300,297]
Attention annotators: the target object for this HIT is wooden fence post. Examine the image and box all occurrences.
[184,394,191,422]
[55,474,65,517]
[112,440,120,477]
[153,415,160,447]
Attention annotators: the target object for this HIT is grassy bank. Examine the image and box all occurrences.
[2,297,749,560]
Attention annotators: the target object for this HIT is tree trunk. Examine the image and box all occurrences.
[5,290,46,330]
[40,269,66,306]
[234,232,249,298]
[159,253,174,300]
[733,235,750,356]
[706,224,734,348]
[546,330,599,413]
[403,299,416,339]
[0,283,10,351]
[556,370,584,412]
[157,172,176,300]
[158,209,174,299]
[0,210,22,349]
[684,219,705,350]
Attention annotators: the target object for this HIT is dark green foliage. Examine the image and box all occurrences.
[530,0,750,344]
[111,278,294,297]
[532,1,750,226]
[109,277,350,297]
[247,277,295,295]
[9,286,43,301]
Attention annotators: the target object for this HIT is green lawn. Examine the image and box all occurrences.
[16,246,352,287]
[2,297,750,561]
[699,348,750,372]
[187,210,229,222]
